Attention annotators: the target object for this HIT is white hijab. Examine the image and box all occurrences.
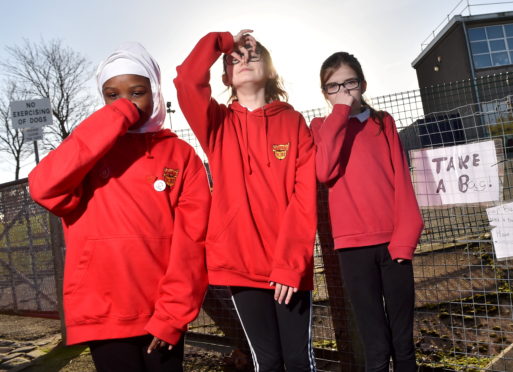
[96,42,166,133]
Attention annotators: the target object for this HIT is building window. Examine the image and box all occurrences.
[469,23,513,68]
[481,95,513,159]
[480,96,511,125]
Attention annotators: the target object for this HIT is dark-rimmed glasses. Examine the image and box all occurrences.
[224,51,262,66]
[322,79,361,95]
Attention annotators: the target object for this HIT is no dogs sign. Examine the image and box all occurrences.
[10,98,53,130]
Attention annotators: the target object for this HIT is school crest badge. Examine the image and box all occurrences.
[163,168,179,188]
[272,143,290,160]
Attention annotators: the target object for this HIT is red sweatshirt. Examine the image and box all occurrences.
[29,98,210,345]
[311,104,423,260]
[174,32,316,290]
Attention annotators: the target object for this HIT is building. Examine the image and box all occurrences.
[413,12,513,91]
[406,11,513,156]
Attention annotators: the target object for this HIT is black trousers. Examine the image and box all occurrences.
[337,243,416,372]
[230,287,316,372]
[88,334,185,372]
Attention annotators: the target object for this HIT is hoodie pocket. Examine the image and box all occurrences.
[65,235,171,325]
[206,202,252,271]
[206,209,273,277]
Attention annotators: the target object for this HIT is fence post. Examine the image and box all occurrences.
[22,187,42,310]
[317,184,364,371]
[1,188,19,311]
[49,213,66,344]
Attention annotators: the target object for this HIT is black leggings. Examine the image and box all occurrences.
[88,334,185,372]
[230,287,316,372]
[337,243,416,372]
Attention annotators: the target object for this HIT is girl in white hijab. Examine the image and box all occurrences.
[96,41,167,133]
[29,42,210,372]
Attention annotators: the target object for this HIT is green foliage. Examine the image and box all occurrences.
[417,350,492,371]
[312,338,337,350]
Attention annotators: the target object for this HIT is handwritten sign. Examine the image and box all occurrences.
[411,141,500,206]
[486,202,513,260]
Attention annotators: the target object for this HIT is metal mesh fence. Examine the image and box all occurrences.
[1,72,513,371]
[0,179,60,315]
[361,73,513,371]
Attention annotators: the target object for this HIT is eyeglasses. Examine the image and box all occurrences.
[322,78,361,95]
[224,51,262,65]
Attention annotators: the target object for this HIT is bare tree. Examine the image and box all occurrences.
[0,81,31,180]
[1,39,96,149]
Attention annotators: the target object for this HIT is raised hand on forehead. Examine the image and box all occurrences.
[232,29,257,64]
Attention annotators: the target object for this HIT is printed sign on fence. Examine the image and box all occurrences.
[411,140,500,206]
[486,202,513,260]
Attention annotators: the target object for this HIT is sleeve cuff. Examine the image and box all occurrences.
[108,98,140,131]
[388,244,415,260]
[218,32,234,54]
[145,314,185,346]
[332,104,352,117]
[269,267,302,289]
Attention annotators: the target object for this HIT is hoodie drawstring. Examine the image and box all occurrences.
[263,107,270,168]
[235,103,277,174]
[245,110,253,175]
[234,111,252,175]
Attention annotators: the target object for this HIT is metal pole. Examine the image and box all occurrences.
[49,213,66,344]
[166,101,175,130]
[33,140,40,164]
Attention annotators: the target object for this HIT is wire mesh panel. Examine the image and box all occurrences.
[373,75,513,371]
[0,179,58,314]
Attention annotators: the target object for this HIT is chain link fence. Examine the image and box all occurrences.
[1,72,513,371]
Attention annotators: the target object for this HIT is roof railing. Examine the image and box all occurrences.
[420,0,513,50]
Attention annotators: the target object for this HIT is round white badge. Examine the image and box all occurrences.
[153,179,166,192]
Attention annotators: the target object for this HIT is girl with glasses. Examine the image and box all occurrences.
[174,30,317,371]
[310,52,423,372]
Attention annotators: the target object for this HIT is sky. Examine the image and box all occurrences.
[0,0,511,183]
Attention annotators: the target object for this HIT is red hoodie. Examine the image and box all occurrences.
[29,98,210,345]
[311,104,423,260]
[174,32,316,290]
